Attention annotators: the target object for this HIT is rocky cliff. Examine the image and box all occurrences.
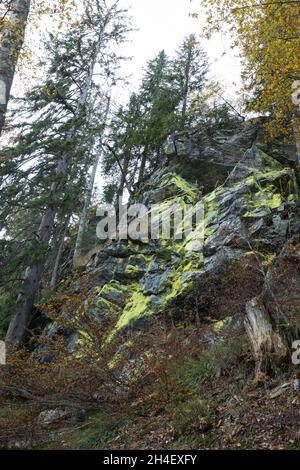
[44,119,300,372]
[4,119,300,451]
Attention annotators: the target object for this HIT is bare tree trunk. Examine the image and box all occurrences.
[138,148,147,184]
[50,213,71,289]
[73,97,111,265]
[72,155,99,266]
[103,142,133,197]
[0,0,31,136]
[116,152,130,199]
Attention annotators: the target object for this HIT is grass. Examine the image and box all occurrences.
[66,411,129,450]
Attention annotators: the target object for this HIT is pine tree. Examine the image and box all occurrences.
[0,0,77,136]
[102,50,181,200]
[1,0,130,347]
[102,92,145,202]
[171,34,208,122]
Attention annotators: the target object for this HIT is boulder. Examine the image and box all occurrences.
[37,408,86,428]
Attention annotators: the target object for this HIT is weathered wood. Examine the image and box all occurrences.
[245,297,287,374]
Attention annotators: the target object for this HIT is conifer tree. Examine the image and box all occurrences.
[171,34,208,122]
[1,0,130,347]
[102,50,181,199]
[0,0,77,136]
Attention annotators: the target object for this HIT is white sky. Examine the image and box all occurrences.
[8,0,244,199]
[117,0,242,104]
[12,0,243,106]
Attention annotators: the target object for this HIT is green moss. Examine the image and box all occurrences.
[256,150,283,171]
[288,194,298,202]
[213,317,232,333]
[162,262,197,303]
[243,190,282,218]
[159,173,198,204]
[96,297,115,310]
[115,289,150,331]
[241,168,296,218]
[171,175,198,203]
[125,264,140,274]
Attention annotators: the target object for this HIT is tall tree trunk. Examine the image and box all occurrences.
[116,152,130,200]
[73,96,111,266]
[50,213,71,289]
[6,205,56,347]
[6,21,106,348]
[6,156,66,347]
[72,154,99,266]
[0,0,31,136]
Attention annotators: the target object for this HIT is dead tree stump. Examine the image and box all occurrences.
[245,297,287,374]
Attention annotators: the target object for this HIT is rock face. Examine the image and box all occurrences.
[46,120,300,354]
[164,119,267,192]
[163,127,251,193]
[163,118,297,194]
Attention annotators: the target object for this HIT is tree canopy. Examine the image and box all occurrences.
[198,0,300,148]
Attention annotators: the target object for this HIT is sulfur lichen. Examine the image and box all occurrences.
[74,152,299,344]
[159,174,198,204]
[125,264,140,275]
[115,289,150,331]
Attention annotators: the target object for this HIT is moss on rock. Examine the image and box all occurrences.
[73,151,299,340]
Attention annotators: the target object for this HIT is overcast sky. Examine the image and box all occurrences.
[7,0,244,203]
[118,0,242,102]
[13,0,242,106]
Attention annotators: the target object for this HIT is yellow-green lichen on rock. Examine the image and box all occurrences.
[72,150,299,344]
[115,289,150,331]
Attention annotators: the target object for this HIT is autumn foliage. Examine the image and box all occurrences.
[198,0,300,143]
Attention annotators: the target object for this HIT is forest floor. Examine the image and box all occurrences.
[1,330,300,450]
[29,368,300,450]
